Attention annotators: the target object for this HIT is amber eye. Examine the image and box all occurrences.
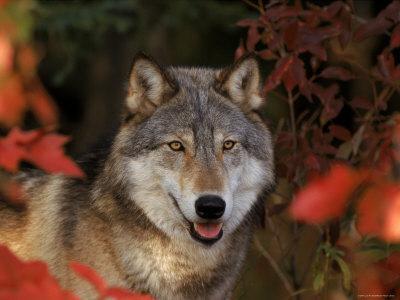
[169,141,184,151]
[223,140,236,151]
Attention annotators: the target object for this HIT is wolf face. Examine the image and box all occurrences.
[108,54,274,246]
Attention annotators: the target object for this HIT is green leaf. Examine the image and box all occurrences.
[336,140,353,160]
[335,256,352,291]
[313,272,325,292]
[351,124,365,155]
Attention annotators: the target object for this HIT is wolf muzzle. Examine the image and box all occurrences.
[195,195,225,219]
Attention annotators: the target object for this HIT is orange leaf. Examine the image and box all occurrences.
[17,46,38,77]
[28,86,59,127]
[390,23,400,49]
[70,262,154,300]
[0,245,77,300]
[0,128,32,172]
[0,128,84,177]
[0,32,13,76]
[0,76,27,127]
[24,133,84,177]
[234,39,246,61]
[290,164,363,223]
[357,183,400,242]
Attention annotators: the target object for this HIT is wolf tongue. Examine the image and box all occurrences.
[194,223,222,239]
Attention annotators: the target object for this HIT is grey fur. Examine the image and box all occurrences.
[0,54,275,300]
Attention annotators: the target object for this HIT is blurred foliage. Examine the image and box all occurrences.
[32,0,253,84]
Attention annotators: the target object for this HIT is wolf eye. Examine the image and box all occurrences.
[169,141,185,151]
[223,140,236,151]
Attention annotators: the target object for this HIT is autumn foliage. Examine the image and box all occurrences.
[237,0,400,298]
[0,245,150,300]
[0,1,149,299]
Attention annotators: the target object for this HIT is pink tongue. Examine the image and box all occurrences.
[194,223,222,239]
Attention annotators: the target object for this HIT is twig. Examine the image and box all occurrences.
[267,217,285,253]
[254,237,296,297]
[288,90,297,151]
[257,0,265,14]
[242,0,263,13]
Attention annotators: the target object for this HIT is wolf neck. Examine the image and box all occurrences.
[90,188,251,299]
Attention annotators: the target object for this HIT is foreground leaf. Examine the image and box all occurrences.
[0,128,84,177]
[290,164,363,223]
[0,245,77,300]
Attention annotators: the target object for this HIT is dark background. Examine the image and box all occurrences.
[34,0,255,156]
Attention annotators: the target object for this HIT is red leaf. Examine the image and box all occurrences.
[301,44,327,61]
[320,66,355,81]
[28,86,59,127]
[321,97,343,123]
[246,25,260,51]
[0,32,13,75]
[282,56,307,92]
[350,96,373,110]
[17,46,38,77]
[311,83,339,104]
[0,245,77,300]
[329,125,351,141]
[320,1,343,20]
[263,5,299,22]
[354,17,392,41]
[0,128,32,172]
[0,128,84,177]
[379,0,400,23]
[24,133,84,177]
[264,56,294,92]
[0,76,27,127]
[338,8,352,49]
[236,18,259,27]
[390,23,400,49]
[70,262,107,296]
[234,39,246,61]
[290,164,363,223]
[378,51,394,79]
[357,184,400,242]
[257,49,275,60]
[70,262,154,300]
[283,21,298,50]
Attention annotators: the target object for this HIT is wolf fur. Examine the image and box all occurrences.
[0,53,275,299]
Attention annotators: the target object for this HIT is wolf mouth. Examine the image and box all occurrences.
[168,193,223,245]
[189,223,223,245]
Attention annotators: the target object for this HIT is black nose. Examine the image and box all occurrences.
[195,195,226,219]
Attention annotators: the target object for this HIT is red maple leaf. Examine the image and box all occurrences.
[0,245,77,300]
[70,262,153,300]
[0,128,84,177]
[289,164,364,223]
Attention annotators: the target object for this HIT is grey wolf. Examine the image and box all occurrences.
[0,53,275,299]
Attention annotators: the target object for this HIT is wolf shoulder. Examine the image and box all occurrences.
[0,171,90,258]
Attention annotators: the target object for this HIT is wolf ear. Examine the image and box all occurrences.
[216,54,263,111]
[125,53,176,119]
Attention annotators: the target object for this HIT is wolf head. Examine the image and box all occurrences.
[106,53,274,246]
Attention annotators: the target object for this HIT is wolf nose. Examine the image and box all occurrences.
[195,195,226,219]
